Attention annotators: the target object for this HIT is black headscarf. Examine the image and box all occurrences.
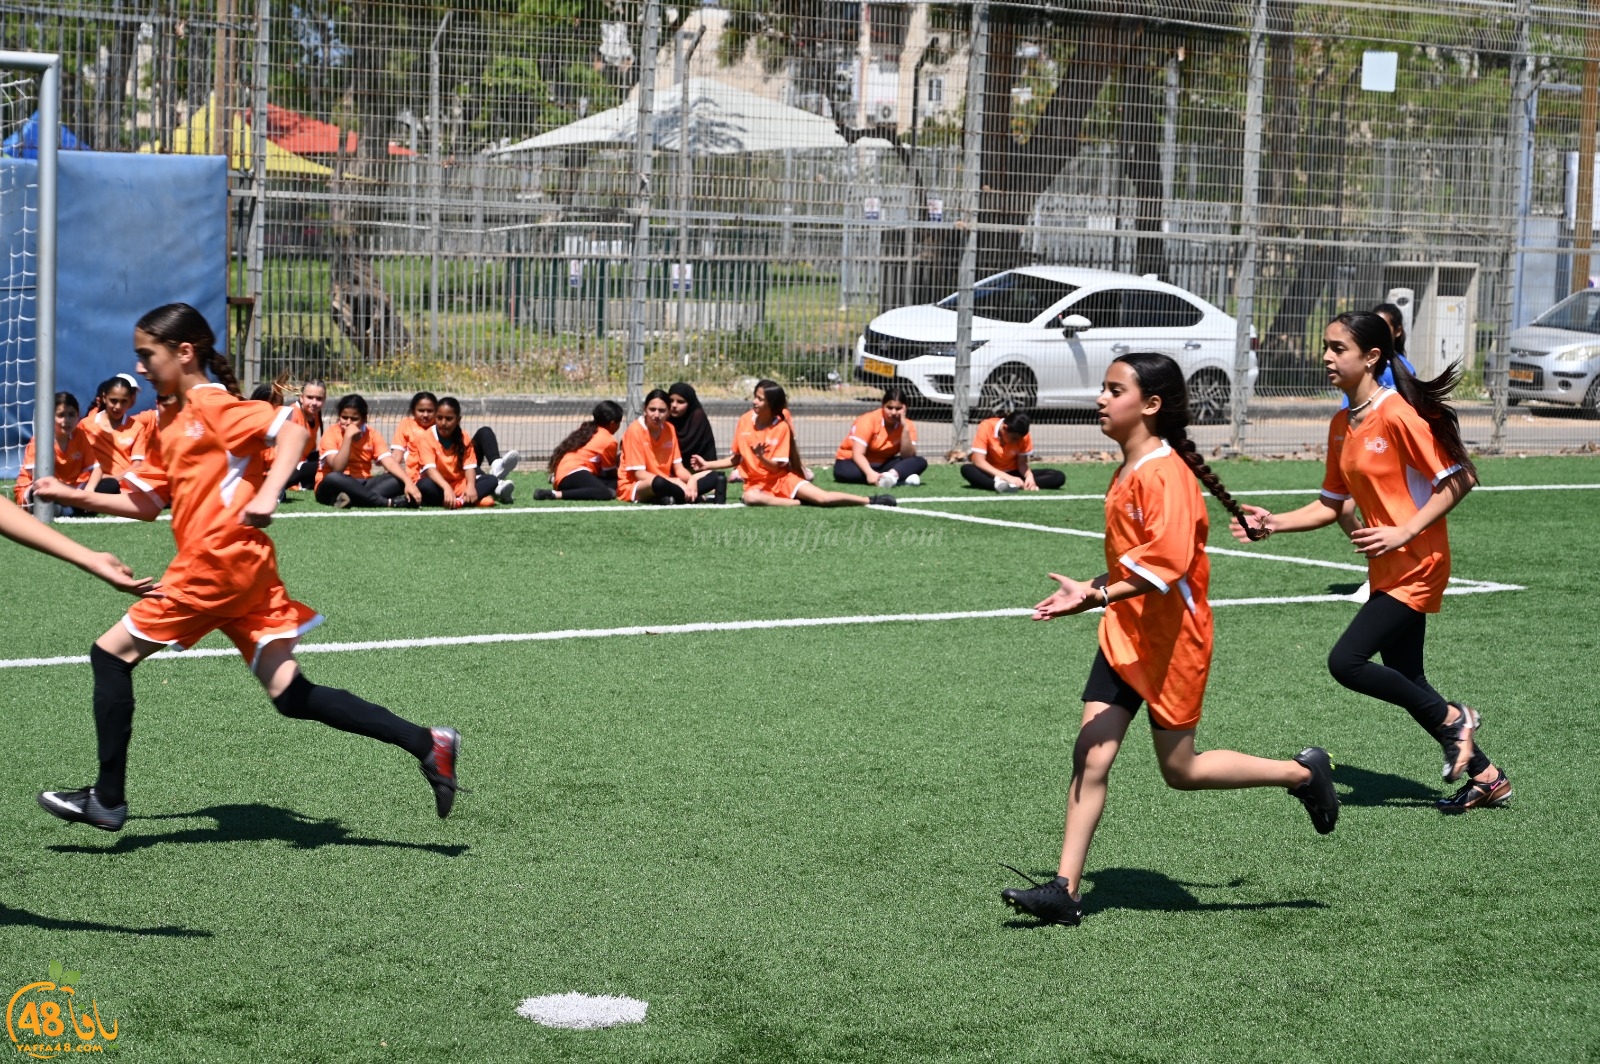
[667,381,717,462]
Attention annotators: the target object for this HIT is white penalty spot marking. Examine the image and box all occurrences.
[517,993,647,1030]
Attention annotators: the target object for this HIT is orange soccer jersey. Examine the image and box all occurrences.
[424,427,480,493]
[80,408,150,478]
[1320,392,1461,613]
[391,416,439,483]
[288,402,321,463]
[554,426,618,484]
[972,417,1033,473]
[316,422,389,486]
[13,425,97,502]
[835,409,916,463]
[120,385,321,666]
[735,413,804,498]
[1097,443,1213,730]
[616,418,681,502]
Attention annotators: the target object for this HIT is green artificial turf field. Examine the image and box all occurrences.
[1,457,1596,1062]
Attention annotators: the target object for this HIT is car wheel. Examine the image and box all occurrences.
[1584,376,1600,420]
[979,364,1037,415]
[1187,369,1230,425]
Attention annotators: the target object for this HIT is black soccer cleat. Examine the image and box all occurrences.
[1000,865,1083,926]
[37,788,127,832]
[868,494,898,507]
[1289,747,1340,835]
[534,489,556,501]
[419,727,465,819]
[1437,769,1512,814]
[1438,702,1480,783]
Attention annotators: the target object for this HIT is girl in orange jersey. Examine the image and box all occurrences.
[615,390,726,504]
[537,400,623,501]
[417,396,513,507]
[831,386,927,489]
[14,391,98,510]
[1230,312,1509,814]
[695,383,891,507]
[1001,352,1337,928]
[717,379,811,484]
[79,374,149,494]
[961,412,1066,492]
[391,391,440,486]
[314,393,418,508]
[285,379,326,491]
[30,303,461,832]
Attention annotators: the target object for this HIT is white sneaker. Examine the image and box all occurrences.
[876,470,899,490]
[1349,581,1371,604]
[489,451,520,479]
[495,479,515,504]
[994,478,1017,494]
[904,473,921,486]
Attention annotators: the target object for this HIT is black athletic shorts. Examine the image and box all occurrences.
[1080,649,1169,729]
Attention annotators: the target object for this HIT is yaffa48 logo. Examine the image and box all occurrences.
[6,961,119,1059]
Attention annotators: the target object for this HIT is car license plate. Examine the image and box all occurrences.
[1508,366,1535,384]
[862,356,894,378]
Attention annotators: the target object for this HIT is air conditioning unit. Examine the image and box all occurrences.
[875,103,896,124]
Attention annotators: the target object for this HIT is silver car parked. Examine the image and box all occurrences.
[1508,289,1600,416]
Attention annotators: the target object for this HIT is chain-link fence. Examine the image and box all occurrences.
[4,0,1599,461]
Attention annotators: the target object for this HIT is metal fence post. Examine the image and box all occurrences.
[429,11,451,353]
[625,0,661,422]
[951,0,987,457]
[1491,0,1533,454]
[1230,0,1266,455]
[245,0,268,392]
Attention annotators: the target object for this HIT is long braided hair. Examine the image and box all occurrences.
[1114,352,1267,542]
[1330,311,1477,482]
[136,303,240,397]
[547,400,623,475]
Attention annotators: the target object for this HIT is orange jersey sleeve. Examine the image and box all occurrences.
[616,420,681,501]
[1098,445,1213,730]
[555,426,618,484]
[288,404,321,462]
[425,427,477,491]
[735,415,795,493]
[835,410,914,463]
[973,418,1032,472]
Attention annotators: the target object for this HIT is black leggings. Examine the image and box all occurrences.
[316,471,405,507]
[471,426,501,468]
[291,458,318,491]
[832,456,929,484]
[555,470,616,501]
[960,464,1066,490]
[419,473,497,507]
[1327,592,1490,777]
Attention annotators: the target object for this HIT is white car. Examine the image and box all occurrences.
[855,266,1256,423]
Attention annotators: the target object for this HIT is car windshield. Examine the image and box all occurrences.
[936,273,1078,324]
[1531,290,1600,334]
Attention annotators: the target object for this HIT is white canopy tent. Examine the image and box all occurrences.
[490,77,891,156]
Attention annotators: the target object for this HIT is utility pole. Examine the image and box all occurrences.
[952,1,988,456]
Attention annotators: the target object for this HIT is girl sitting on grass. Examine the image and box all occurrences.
[537,401,623,502]
[314,393,418,509]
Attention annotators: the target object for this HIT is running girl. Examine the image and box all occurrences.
[1001,352,1337,927]
[695,383,892,507]
[961,412,1066,492]
[14,392,97,509]
[314,393,418,508]
[30,303,460,831]
[80,373,149,493]
[537,401,623,502]
[1229,311,1509,814]
[616,390,721,504]
[1336,305,1423,560]
[417,396,510,507]
[832,386,928,489]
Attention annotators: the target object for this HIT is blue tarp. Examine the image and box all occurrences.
[1,112,87,158]
[1,152,227,477]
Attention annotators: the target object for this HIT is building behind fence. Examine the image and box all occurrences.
[2,0,1598,458]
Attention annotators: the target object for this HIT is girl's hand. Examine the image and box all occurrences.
[1022,472,1039,491]
[683,478,699,504]
[751,441,768,458]
[403,481,422,505]
[1032,573,1096,620]
[867,470,881,486]
[239,493,278,528]
[30,476,69,503]
[462,485,478,507]
[1351,524,1413,557]
[86,552,162,598]
[1230,505,1274,544]
[343,423,363,441]
[689,455,707,472]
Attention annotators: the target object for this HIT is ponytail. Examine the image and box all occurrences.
[548,399,623,475]
[1331,311,1477,483]
[1114,351,1267,542]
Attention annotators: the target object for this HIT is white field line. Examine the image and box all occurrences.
[0,583,1518,671]
[879,503,1523,592]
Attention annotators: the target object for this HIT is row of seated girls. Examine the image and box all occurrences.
[251,381,521,509]
[534,382,1068,504]
[14,374,161,512]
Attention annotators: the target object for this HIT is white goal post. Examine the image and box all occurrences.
[0,49,58,522]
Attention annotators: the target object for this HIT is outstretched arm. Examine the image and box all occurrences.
[0,495,159,596]
[32,476,163,521]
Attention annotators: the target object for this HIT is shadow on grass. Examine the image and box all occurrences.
[46,803,468,857]
[0,904,210,938]
[1326,582,1363,595]
[1334,763,1438,808]
[1003,866,1326,927]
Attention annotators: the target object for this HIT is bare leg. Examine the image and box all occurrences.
[1056,701,1135,895]
[740,487,800,508]
[794,482,869,507]
[1150,728,1311,790]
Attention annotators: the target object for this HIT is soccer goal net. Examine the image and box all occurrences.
[0,51,58,512]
